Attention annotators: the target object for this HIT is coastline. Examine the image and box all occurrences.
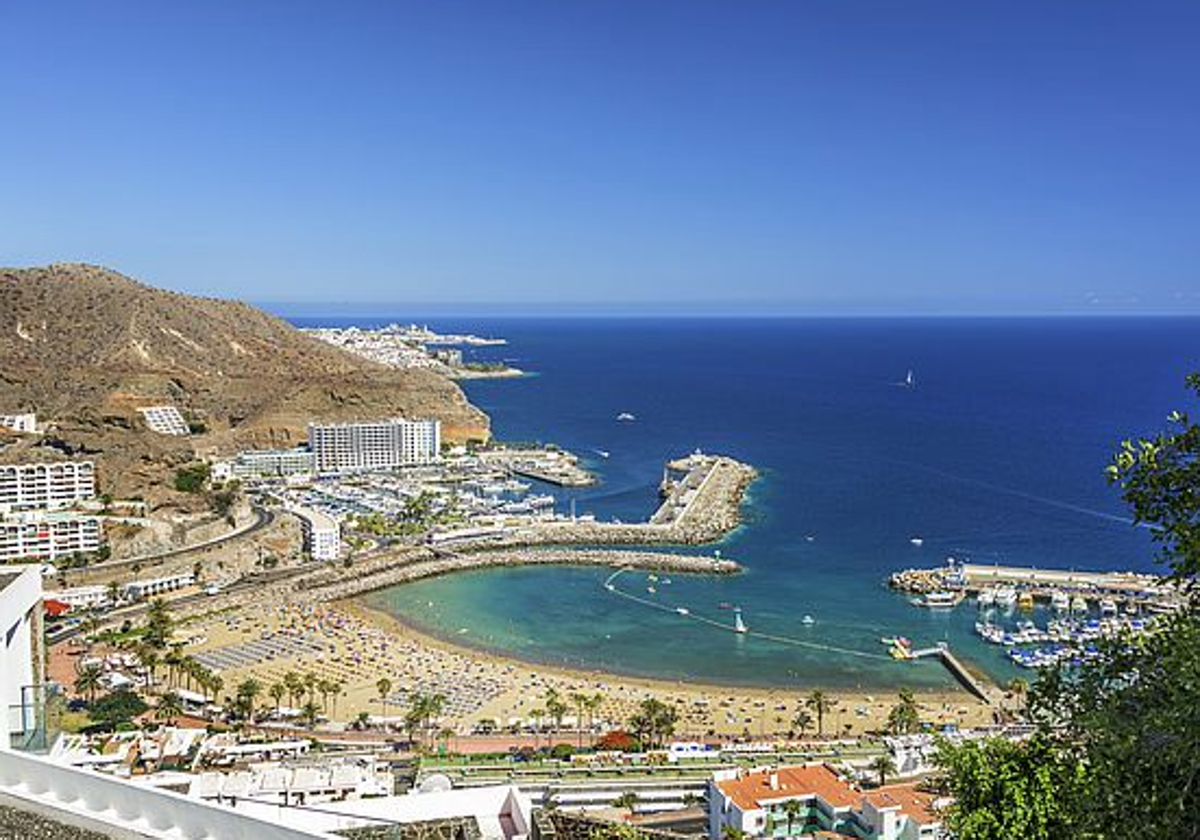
[339,596,996,736]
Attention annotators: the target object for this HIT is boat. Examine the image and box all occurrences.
[1052,592,1070,612]
[717,602,732,610]
[977,589,996,607]
[1099,598,1118,616]
[593,449,611,458]
[909,537,924,547]
[733,608,748,634]
[995,587,1019,608]
[676,607,690,616]
[617,412,636,422]
[1018,592,1035,611]
[1072,596,1089,613]
[915,591,964,609]
[647,586,657,594]
[801,615,815,626]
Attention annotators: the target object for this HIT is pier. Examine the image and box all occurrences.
[910,644,997,704]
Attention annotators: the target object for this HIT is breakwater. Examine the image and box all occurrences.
[298,547,741,601]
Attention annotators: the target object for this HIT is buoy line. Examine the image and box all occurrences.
[602,568,892,661]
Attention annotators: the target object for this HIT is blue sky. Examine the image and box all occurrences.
[1,1,1198,313]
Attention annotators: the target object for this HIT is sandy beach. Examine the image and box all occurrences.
[177,593,996,740]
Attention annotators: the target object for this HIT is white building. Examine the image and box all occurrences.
[308,418,440,473]
[0,413,37,434]
[122,572,195,601]
[709,764,945,840]
[0,565,43,749]
[43,584,110,611]
[138,405,190,436]
[228,448,317,480]
[0,513,102,562]
[292,505,341,561]
[0,460,95,513]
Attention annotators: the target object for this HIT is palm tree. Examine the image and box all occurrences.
[376,677,393,718]
[236,678,262,721]
[805,691,834,738]
[869,754,897,787]
[156,691,184,725]
[544,689,567,746]
[300,698,322,730]
[529,708,545,750]
[284,671,304,710]
[74,663,103,703]
[782,799,805,837]
[331,681,344,719]
[791,708,813,739]
[569,692,590,748]
[584,693,604,745]
[269,682,286,717]
[887,689,921,735]
[137,645,159,689]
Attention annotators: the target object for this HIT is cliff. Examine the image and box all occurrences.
[0,263,489,505]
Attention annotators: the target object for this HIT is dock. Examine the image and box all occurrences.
[910,644,997,705]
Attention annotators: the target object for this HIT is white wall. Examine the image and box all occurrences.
[0,565,42,745]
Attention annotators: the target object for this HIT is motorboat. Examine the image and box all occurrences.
[995,587,1019,608]
[801,615,816,626]
[977,589,996,607]
[910,537,924,547]
[1099,598,1118,616]
[617,412,636,422]
[1052,592,1070,612]
[915,590,964,609]
[1072,596,1089,613]
[1018,592,1035,611]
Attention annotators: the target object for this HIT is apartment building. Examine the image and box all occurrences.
[0,461,96,513]
[308,418,440,473]
[291,505,341,561]
[122,572,196,602]
[228,448,317,480]
[709,764,946,840]
[0,514,102,563]
[0,413,37,434]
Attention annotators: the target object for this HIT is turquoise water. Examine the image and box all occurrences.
[293,316,1200,689]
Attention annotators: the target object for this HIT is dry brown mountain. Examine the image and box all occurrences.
[0,263,489,505]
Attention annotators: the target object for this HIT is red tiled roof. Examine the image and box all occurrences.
[863,783,940,826]
[716,764,858,811]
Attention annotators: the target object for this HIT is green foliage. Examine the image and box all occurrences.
[1106,373,1200,584]
[174,462,211,494]
[143,599,173,649]
[588,824,646,840]
[550,743,575,759]
[89,689,149,726]
[937,736,1082,840]
[627,698,678,749]
[886,688,921,735]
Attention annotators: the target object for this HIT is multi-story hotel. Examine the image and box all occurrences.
[0,514,103,563]
[228,447,317,480]
[292,505,341,561]
[308,418,440,473]
[0,461,96,513]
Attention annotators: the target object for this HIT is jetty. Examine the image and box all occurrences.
[294,547,741,601]
[910,644,997,704]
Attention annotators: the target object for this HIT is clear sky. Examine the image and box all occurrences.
[2,1,1198,314]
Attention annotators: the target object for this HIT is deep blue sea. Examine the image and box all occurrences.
[288,316,1199,690]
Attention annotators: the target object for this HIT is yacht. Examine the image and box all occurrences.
[1072,595,1090,614]
[617,412,636,422]
[909,537,924,547]
[977,589,997,608]
[801,615,816,626]
[1018,592,1035,611]
[1099,598,1118,616]
[916,590,964,609]
[995,587,1019,608]
[733,607,748,634]
[1052,592,1070,612]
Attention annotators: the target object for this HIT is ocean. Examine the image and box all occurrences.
[288,316,1200,690]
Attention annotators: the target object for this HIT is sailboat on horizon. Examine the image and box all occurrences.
[894,369,915,388]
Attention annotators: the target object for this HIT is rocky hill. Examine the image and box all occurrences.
[0,264,489,505]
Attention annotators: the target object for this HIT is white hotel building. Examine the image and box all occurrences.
[308,418,440,473]
[0,460,96,513]
[0,514,102,563]
[291,505,341,561]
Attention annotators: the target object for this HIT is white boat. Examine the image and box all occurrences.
[1052,592,1070,612]
[801,615,815,626]
[976,589,996,607]
[676,607,690,616]
[910,537,924,547]
[995,587,1019,608]
[1072,596,1089,613]
[1099,598,1118,616]
[617,412,636,422]
[733,608,747,634]
[916,591,964,609]
[647,586,657,594]
[593,449,611,459]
